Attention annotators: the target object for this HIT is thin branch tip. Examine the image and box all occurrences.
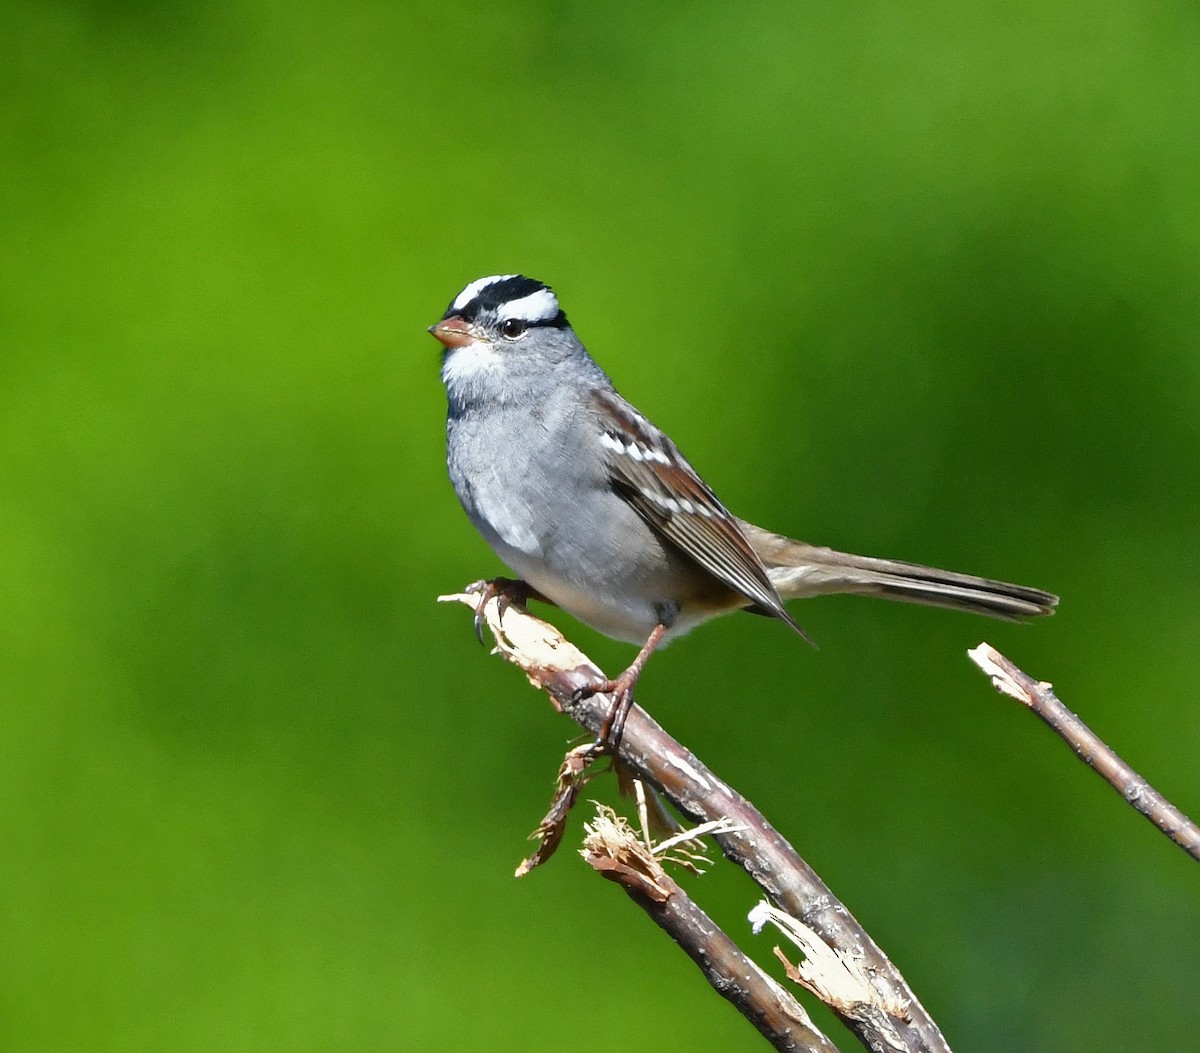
[968,642,1200,863]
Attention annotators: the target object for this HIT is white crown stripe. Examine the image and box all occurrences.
[495,287,561,324]
[451,274,517,312]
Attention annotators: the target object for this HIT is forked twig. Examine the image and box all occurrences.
[440,583,952,1053]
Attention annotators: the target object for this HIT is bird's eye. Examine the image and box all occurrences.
[500,318,527,339]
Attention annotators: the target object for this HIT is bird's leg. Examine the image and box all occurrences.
[575,623,667,751]
[467,577,552,643]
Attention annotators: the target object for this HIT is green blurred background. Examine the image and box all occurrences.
[3,1,1198,1049]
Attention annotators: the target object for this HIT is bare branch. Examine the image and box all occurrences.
[440,584,953,1053]
[582,806,842,1053]
[968,643,1200,863]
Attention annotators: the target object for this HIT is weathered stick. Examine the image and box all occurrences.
[969,643,1200,863]
[440,583,952,1053]
[582,806,842,1053]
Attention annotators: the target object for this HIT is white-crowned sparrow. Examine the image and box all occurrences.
[430,274,1056,742]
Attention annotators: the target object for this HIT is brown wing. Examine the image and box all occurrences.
[592,389,807,639]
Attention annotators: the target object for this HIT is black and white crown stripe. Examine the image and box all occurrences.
[450,274,516,313]
[443,274,568,329]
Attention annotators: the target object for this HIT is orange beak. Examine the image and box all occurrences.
[428,316,475,349]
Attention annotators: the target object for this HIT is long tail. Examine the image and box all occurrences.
[739,521,1058,622]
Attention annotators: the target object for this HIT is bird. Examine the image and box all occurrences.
[429,274,1057,745]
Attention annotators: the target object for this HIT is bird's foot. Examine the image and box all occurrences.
[465,577,545,644]
[572,668,639,753]
[570,623,667,753]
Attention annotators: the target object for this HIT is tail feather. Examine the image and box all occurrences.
[738,521,1058,622]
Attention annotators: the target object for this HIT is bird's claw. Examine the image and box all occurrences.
[468,577,535,645]
[570,676,634,753]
